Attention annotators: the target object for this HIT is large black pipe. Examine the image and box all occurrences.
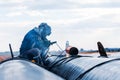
[45,54,120,80]
[0,59,63,80]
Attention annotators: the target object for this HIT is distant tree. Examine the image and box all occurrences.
[80,48,84,52]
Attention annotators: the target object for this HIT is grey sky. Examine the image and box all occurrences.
[0,0,120,51]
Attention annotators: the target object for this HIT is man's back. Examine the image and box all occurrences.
[20,29,37,54]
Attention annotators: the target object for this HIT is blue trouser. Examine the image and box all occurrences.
[19,48,48,65]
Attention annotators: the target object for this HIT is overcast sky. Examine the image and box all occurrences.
[0,0,120,52]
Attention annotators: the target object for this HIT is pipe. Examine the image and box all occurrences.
[0,59,64,80]
[45,54,120,80]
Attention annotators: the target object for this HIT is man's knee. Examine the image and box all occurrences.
[20,48,40,59]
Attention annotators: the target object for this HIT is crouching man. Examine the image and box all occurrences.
[19,23,56,65]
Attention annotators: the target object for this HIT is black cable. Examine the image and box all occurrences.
[47,42,65,68]
[48,55,88,70]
